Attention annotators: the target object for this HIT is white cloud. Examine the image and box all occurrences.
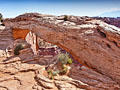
[97,8,120,16]
[101,8,120,14]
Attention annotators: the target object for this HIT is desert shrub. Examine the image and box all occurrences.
[67,58,73,64]
[1,19,3,23]
[58,53,72,65]
[64,15,68,21]
[60,65,68,75]
[47,69,53,79]
[47,69,52,74]
[14,44,24,55]
[58,53,72,74]
[47,69,59,79]
[0,13,2,21]
[58,53,69,64]
[47,53,73,79]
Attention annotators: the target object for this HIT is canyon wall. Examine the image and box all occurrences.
[4,13,120,84]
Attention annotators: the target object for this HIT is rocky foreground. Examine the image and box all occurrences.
[0,56,119,90]
[0,56,87,90]
[0,13,120,89]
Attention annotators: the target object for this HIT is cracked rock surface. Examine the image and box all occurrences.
[3,13,120,84]
[1,13,120,89]
[0,56,120,90]
[0,57,93,90]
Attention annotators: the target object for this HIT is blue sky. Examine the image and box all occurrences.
[0,0,120,18]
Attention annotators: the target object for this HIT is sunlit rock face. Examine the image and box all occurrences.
[0,26,5,30]
[12,28,29,40]
[25,31,38,55]
[3,13,120,84]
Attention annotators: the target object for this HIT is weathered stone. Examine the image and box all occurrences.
[54,81,77,90]
[0,28,14,55]
[1,13,120,89]
[4,13,120,84]
[0,26,5,30]
[0,50,6,57]
[69,64,120,89]
[0,53,119,89]
[94,17,120,28]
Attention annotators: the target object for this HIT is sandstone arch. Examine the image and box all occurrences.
[4,13,120,84]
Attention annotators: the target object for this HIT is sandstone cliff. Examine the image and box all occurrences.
[0,13,120,89]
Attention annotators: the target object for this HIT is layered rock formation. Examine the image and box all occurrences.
[0,56,106,90]
[94,17,120,28]
[0,13,120,89]
[0,26,13,57]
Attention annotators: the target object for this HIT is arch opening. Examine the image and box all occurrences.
[12,28,81,66]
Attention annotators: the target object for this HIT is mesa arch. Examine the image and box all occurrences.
[4,13,120,84]
[12,27,83,64]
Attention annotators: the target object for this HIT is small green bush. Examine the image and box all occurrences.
[64,15,68,21]
[47,53,73,79]
[14,44,24,55]
[47,69,52,73]
[67,58,73,64]
[58,53,72,65]
[49,73,54,79]
[47,69,59,79]
[60,66,68,75]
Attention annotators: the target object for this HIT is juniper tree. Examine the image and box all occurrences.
[0,13,3,21]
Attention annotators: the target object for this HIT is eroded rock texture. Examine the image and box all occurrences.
[0,56,119,90]
[94,17,120,28]
[2,13,120,89]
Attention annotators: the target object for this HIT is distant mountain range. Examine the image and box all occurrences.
[99,10,120,17]
[93,16,120,28]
